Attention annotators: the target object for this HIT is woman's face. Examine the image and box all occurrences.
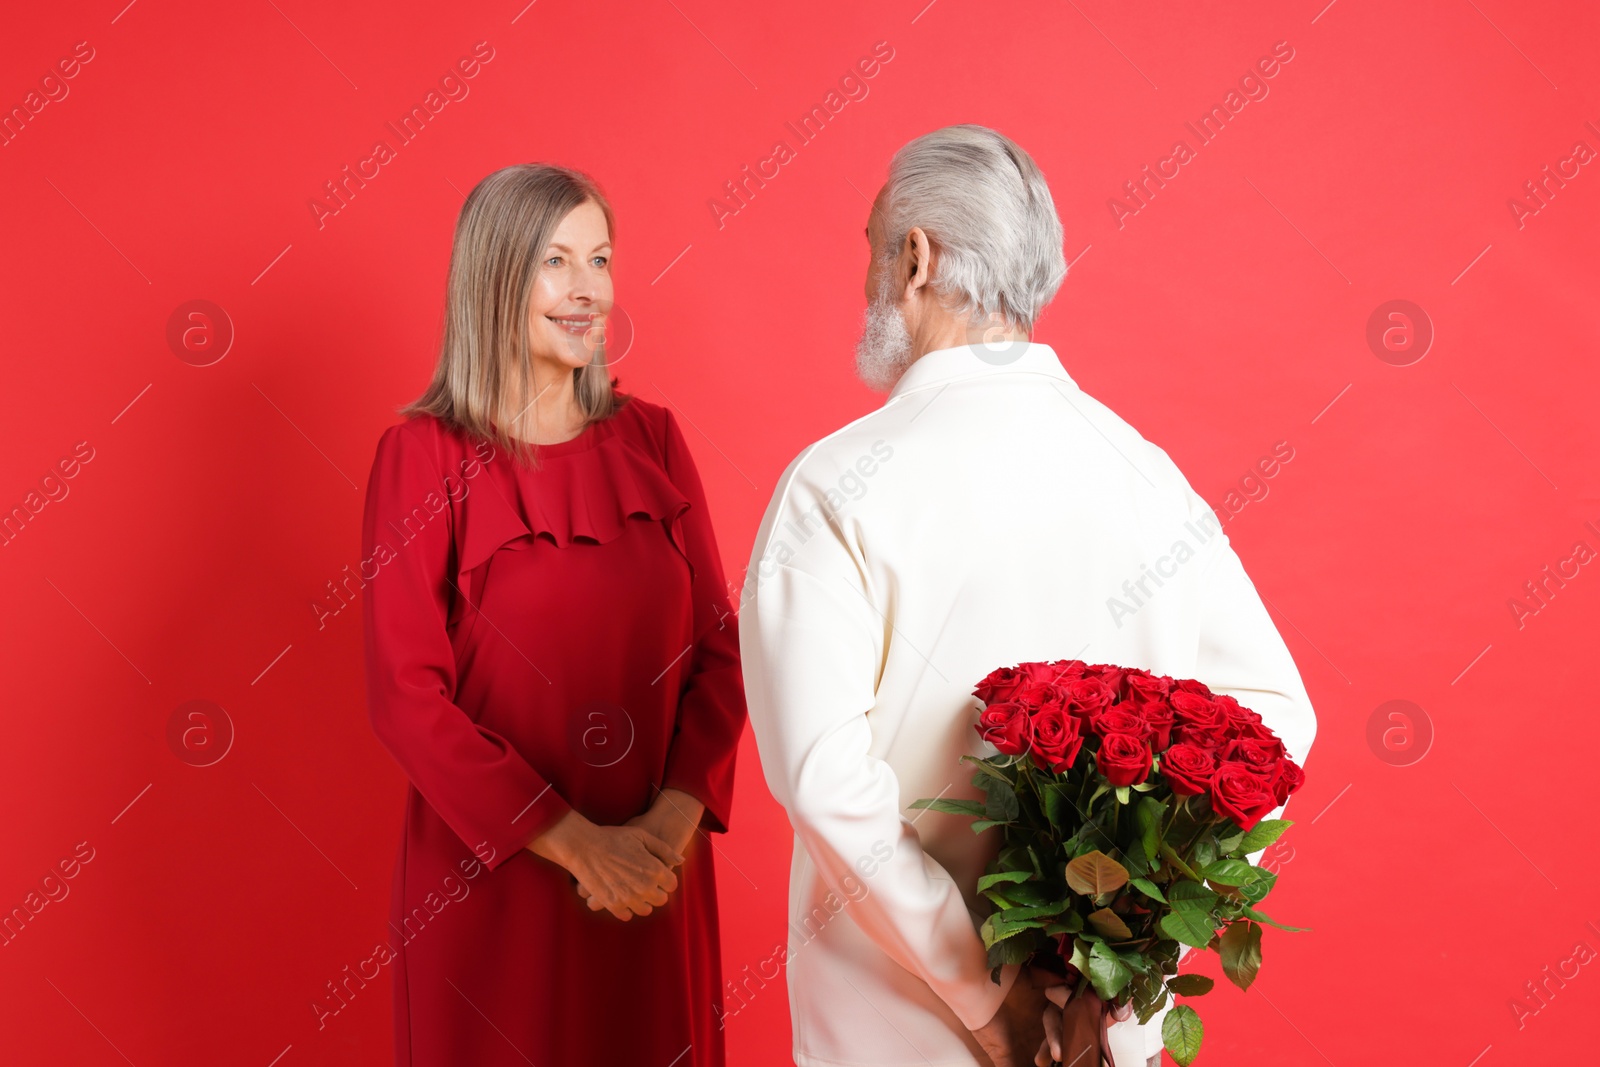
[527,198,613,374]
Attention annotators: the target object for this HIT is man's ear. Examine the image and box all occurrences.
[904,226,934,293]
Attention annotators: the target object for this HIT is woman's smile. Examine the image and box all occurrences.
[547,312,599,336]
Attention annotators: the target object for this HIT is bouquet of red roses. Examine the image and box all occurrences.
[911,659,1307,1066]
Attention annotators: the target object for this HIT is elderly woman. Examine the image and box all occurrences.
[361,163,747,1067]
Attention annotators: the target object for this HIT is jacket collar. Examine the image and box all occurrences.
[885,341,1077,402]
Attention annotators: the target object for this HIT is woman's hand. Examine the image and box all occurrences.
[574,788,706,915]
[567,824,684,921]
[526,809,683,921]
[625,787,705,859]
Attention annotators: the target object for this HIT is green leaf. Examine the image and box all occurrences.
[987,927,1040,967]
[1166,880,1219,917]
[1065,851,1130,896]
[1162,1004,1204,1066]
[984,777,1021,822]
[998,843,1033,875]
[979,914,1003,949]
[1157,841,1202,882]
[1086,907,1133,940]
[1131,781,1157,791]
[965,760,1015,789]
[1134,797,1165,861]
[1068,937,1091,978]
[1135,986,1170,1025]
[981,913,1042,950]
[1160,881,1220,949]
[1235,819,1292,856]
[1201,859,1257,887]
[1042,783,1075,830]
[1122,953,1156,975]
[991,915,1054,935]
[1007,881,1063,907]
[1130,877,1168,903]
[1238,866,1278,904]
[1220,920,1263,991]
[1165,974,1215,997]
[1192,836,1218,869]
[970,819,1009,834]
[1115,785,1131,804]
[1159,909,1216,949]
[1087,942,1133,1000]
[1119,844,1151,879]
[977,870,1035,892]
[1026,846,1045,878]
[1243,905,1308,933]
[998,900,1072,924]
[1216,830,1245,854]
[909,797,987,817]
[1044,912,1084,935]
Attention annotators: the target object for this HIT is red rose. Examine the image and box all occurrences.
[1018,681,1069,712]
[1173,724,1225,751]
[1089,708,1152,741]
[1233,720,1284,746]
[1049,658,1090,680]
[1208,761,1280,831]
[1097,732,1152,787]
[1171,692,1230,738]
[1063,676,1115,721]
[976,700,1032,755]
[1270,757,1305,804]
[1130,699,1175,750]
[975,666,1029,705]
[1219,736,1286,773]
[1086,663,1128,698]
[1125,670,1173,704]
[1029,704,1085,774]
[1211,694,1264,735]
[1171,690,1217,718]
[1174,677,1215,698]
[1159,743,1216,795]
[998,662,1062,703]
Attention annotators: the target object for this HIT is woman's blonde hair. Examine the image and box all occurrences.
[402,163,627,467]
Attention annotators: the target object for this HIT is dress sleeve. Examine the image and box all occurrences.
[656,407,748,835]
[362,423,574,871]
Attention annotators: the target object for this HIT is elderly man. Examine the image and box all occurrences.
[739,124,1316,1067]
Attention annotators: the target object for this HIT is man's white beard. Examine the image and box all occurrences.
[854,275,914,392]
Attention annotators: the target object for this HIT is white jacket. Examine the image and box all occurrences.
[739,341,1317,1066]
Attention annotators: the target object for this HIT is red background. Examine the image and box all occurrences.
[3,1,1598,1064]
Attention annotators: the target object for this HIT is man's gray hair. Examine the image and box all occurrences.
[877,124,1066,331]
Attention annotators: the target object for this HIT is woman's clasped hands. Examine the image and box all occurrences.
[527,787,704,922]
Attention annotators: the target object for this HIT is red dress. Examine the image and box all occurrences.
[360,393,746,1067]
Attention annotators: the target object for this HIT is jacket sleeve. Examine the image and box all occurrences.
[1191,505,1319,838]
[740,539,1020,1032]
[362,422,573,871]
[657,407,748,835]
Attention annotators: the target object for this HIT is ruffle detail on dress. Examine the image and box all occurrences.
[455,428,692,580]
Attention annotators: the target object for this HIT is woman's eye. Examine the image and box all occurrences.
[545,256,563,267]
[592,256,609,268]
